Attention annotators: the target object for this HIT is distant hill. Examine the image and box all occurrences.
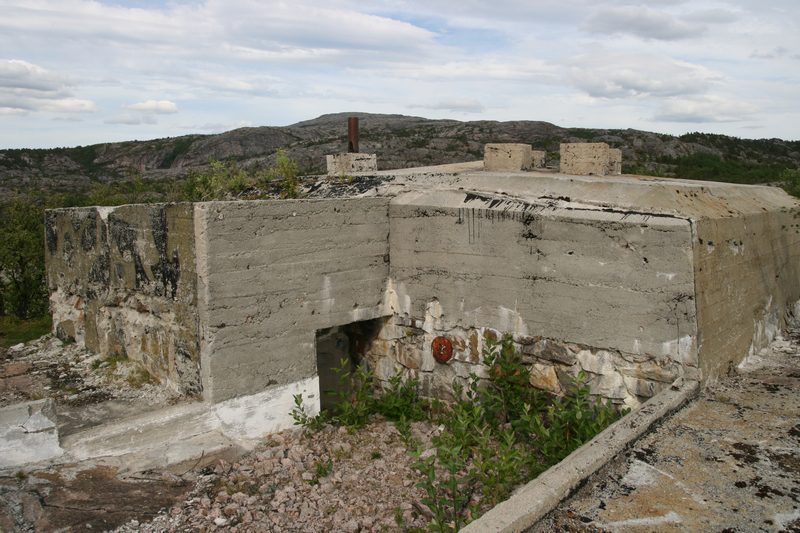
[2,112,799,198]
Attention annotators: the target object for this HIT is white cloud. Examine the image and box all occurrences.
[0,107,27,115]
[386,58,556,81]
[0,58,64,91]
[126,99,178,114]
[684,8,739,24]
[751,47,800,60]
[409,99,485,113]
[653,96,758,123]
[105,113,158,125]
[0,59,96,114]
[584,6,706,40]
[568,52,719,98]
[0,0,797,146]
[37,97,97,113]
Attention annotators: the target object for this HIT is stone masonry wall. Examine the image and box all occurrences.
[372,190,698,407]
[194,198,390,403]
[45,204,200,395]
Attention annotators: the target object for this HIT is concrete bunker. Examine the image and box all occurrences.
[42,161,800,452]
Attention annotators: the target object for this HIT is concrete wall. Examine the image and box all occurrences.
[44,170,800,408]
[693,208,800,381]
[376,190,697,406]
[45,204,200,395]
[194,198,390,402]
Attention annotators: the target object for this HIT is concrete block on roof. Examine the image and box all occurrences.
[484,143,533,171]
[608,148,622,175]
[326,153,377,175]
[560,142,622,176]
[532,150,546,169]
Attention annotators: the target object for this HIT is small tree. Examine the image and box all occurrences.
[265,149,300,199]
[0,197,48,319]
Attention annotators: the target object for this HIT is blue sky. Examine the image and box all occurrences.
[0,0,798,148]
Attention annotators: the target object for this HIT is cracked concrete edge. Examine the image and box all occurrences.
[461,377,701,533]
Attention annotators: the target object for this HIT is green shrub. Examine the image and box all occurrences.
[0,197,48,319]
[328,358,374,428]
[261,149,300,199]
[375,372,427,422]
[780,168,800,198]
[287,336,626,531]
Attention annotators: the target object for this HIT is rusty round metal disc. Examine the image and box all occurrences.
[431,336,453,364]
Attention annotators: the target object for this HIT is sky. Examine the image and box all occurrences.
[0,0,798,149]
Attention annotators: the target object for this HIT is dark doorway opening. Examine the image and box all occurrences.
[315,318,384,412]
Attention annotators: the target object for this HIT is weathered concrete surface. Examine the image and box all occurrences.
[0,400,63,468]
[59,376,318,472]
[45,204,200,395]
[382,189,697,405]
[560,143,621,176]
[44,163,800,407]
[531,332,800,533]
[694,214,800,383]
[194,198,390,402]
[462,378,700,533]
[309,166,800,391]
[326,152,377,175]
[484,143,533,171]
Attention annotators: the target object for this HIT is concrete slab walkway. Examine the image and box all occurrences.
[532,331,800,532]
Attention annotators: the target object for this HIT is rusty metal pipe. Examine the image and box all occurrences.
[347,117,359,153]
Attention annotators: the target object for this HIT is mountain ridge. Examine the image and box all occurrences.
[1,112,799,198]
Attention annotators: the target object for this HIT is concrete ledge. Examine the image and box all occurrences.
[461,378,700,533]
[47,377,319,473]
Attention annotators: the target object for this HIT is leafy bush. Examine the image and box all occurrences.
[412,337,626,531]
[289,335,626,531]
[0,197,48,319]
[780,168,800,198]
[328,357,374,428]
[375,372,428,422]
[182,160,244,201]
[260,149,300,199]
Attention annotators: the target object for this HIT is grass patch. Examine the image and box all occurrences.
[126,365,158,388]
[0,315,52,348]
[91,352,129,371]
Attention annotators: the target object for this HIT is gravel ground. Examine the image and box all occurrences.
[0,335,181,409]
[114,420,442,533]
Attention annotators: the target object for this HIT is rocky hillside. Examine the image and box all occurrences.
[2,112,799,197]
